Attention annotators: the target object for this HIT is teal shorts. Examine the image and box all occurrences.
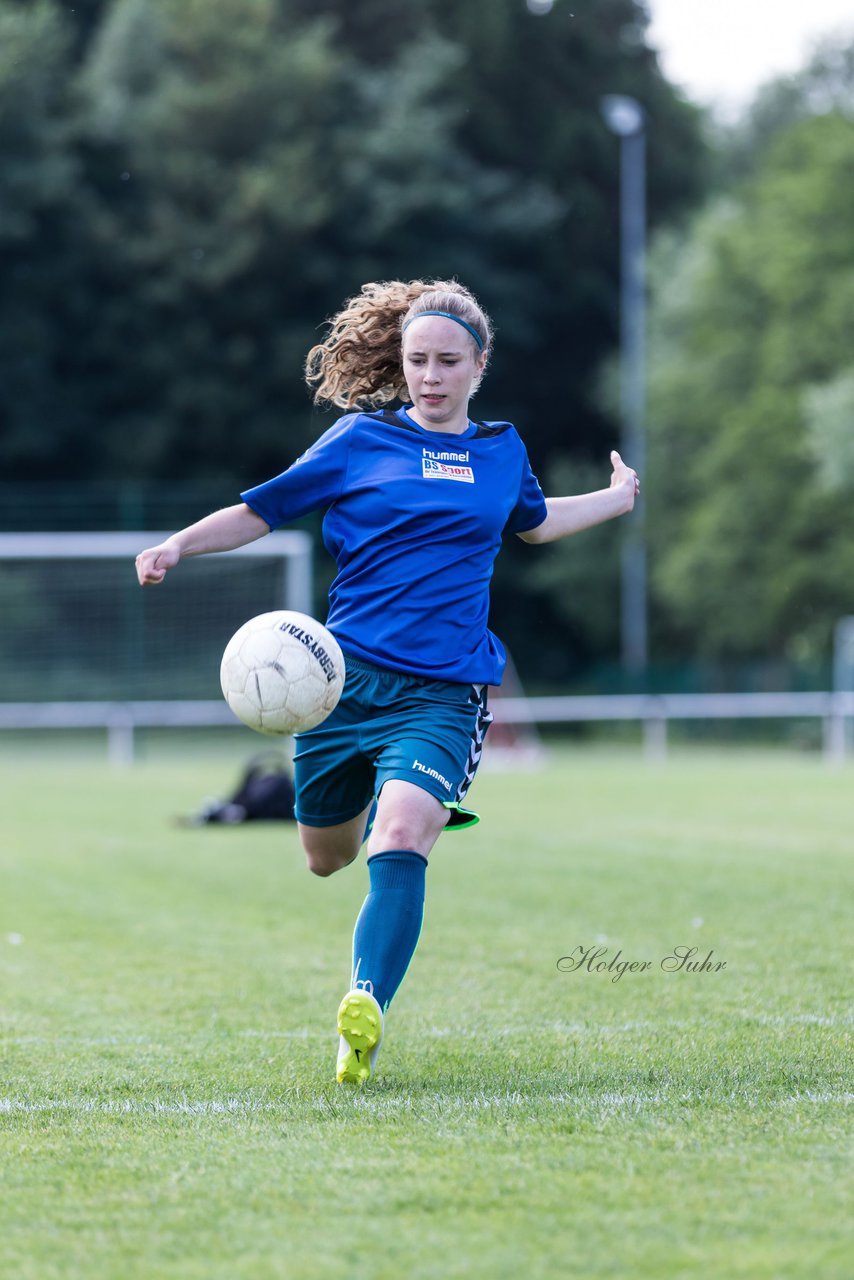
[293,654,493,831]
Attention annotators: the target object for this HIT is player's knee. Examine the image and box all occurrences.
[305,855,338,877]
[300,829,358,877]
[305,849,357,877]
[301,842,327,875]
[372,816,416,848]
[372,811,446,851]
[368,784,450,853]
[298,813,366,876]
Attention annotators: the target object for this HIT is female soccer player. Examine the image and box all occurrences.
[136,279,639,1084]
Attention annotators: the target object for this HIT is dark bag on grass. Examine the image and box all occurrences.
[189,753,296,825]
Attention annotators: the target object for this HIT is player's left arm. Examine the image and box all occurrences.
[517,451,639,545]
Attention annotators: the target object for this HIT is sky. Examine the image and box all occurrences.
[646,0,854,116]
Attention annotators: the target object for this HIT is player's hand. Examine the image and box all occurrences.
[135,541,180,586]
[609,450,640,510]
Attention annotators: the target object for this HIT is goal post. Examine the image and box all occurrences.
[0,531,313,760]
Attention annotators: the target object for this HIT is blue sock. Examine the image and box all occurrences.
[351,850,427,1014]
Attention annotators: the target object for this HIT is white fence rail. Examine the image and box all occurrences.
[1,691,853,765]
[494,691,854,763]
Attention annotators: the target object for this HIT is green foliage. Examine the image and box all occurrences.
[420,0,708,457]
[0,0,708,680]
[0,0,74,241]
[0,1,80,470]
[720,35,854,186]
[647,109,854,663]
[71,0,349,480]
[0,0,705,488]
[803,367,854,491]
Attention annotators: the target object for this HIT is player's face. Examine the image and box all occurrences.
[402,317,487,434]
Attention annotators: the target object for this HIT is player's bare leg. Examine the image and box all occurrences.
[367,779,450,858]
[299,779,449,875]
[298,805,373,876]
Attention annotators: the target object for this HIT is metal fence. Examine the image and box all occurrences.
[1,690,853,766]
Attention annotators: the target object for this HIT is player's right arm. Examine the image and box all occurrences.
[135,503,270,586]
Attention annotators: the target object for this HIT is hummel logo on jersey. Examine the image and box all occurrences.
[421,446,474,483]
[423,447,469,462]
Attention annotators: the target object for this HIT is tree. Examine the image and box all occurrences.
[0,0,706,488]
[71,0,348,481]
[720,35,854,186]
[803,369,854,492]
[0,0,80,472]
[645,110,854,665]
[0,0,709,683]
[15,0,571,484]
[289,0,708,463]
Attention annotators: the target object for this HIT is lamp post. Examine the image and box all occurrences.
[600,94,647,674]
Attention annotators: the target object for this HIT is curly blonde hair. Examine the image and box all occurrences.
[304,279,493,410]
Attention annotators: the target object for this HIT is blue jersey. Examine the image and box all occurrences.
[241,406,547,684]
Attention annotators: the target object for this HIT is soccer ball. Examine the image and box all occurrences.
[220,610,345,735]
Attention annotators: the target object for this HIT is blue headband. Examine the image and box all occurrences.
[402,310,485,351]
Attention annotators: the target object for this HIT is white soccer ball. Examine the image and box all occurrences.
[220,610,345,735]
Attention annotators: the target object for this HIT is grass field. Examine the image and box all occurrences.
[1,742,852,1279]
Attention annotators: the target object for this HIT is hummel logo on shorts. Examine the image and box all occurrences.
[412,759,452,792]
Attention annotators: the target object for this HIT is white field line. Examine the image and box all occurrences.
[753,1013,854,1027]
[0,1029,320,1047]
[2,1012,851,1049]
[1,1090,851,1118]
[551,1013,854,1033]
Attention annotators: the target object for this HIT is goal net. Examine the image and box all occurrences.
[0,532,313,704]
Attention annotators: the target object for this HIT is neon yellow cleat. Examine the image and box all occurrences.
[336,989,384,1085]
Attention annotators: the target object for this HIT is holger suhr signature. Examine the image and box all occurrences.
[557,944,727,983]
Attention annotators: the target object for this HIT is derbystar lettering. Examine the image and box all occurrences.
[279,622,337,682]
